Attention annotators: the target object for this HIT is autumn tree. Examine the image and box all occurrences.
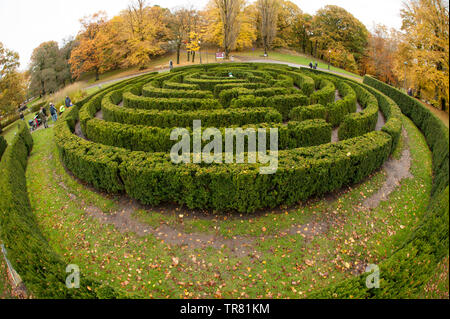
[213,0,245,58]
[362,24,400,85]
[123,1,171,69]
[29,41,72,96]
[394,0,449,111]
[311,5,368,72]
[0,42,26,120]
[256,0,279,55]
[169,7,197,64]
[292,13,313,54]
[273,0,302,48]
[69,12,109,81]
[205,0,255,57]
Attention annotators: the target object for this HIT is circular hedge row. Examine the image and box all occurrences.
[55,63,403,213]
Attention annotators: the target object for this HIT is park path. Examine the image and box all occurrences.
[84,57,362,92]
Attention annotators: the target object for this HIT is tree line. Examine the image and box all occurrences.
[0,0,448,119]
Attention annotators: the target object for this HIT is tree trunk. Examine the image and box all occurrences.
[176,44,181,65]
[95,68,99,81]
[187,51,190,62]
[192,52,196,63]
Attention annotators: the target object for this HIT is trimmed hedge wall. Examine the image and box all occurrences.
[0,135,7,160]
[102,93,283,128]
[364,75,449,195]
[326,81,357,127]
[338,82,379,140]
[307,72,448,299]
[289,104,327,122]
[142,85,213,99]
[309,78,336,106]
[0,121,121,298]
[56,104,392,213]
[123,91,222,111]
[84,119,331,152]
[265,94,310,120]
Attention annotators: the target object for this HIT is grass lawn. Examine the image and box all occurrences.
[235,49,363,80]
[23,113,438,298]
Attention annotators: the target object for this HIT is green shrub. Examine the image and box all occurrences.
[103,93,282,128]
[142,85,213,99]
[230,95,266,108]
[213,82,269,97]
[326,81,357,127]
[309,78,336,105]
[0,121,121,298]
[123,91,222,111]
[364,75,449,195]
[85,118,330,152]
[0,135,7,160]
[56,107,391,213]
[338,83,379,140]
[289,104,327,122]
[266,94,309,120]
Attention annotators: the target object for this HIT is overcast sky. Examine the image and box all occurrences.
[0,0,404,70]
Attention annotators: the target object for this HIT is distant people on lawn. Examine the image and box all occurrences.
[314,62,318,69]
[309,62,313,69]
[20,112,24,121]
[169,60,173,70]
[50,103,58,122]
[39,107,48,129]
[407,88,413,97]
[65,96,73,108]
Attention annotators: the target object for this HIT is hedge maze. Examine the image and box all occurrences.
[54,63,402,213]
[1,62,448,298]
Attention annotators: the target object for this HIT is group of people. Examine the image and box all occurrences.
[25,96,73,131]
[309,62,318,69]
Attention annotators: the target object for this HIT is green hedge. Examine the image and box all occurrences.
[213,82,269,97]
[56,103,392,213]
[0,135,7,159]
[289,104,327,122]
[326,81,357,127]
[364,75,449,195]
[309,78,336,105]
[0,121,121,298]
[123,91,222,111]
[307,72,449,299]
[102,92,282,128]
[142,85,213,99]
[338,82,379,140]
[265,94,310,120]
[84,119,331,152]
[183,73,247,91]
[219,87,292,108]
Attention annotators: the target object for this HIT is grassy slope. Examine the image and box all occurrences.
[235,49,362,79]
[24,112,436,298]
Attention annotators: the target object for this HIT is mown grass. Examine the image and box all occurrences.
[236,49,362,80]
[24,113,434,298]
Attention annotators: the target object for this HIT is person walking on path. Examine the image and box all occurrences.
[65,96,73,108]
[38,107,48,129]
[169,60,173,70]
[59,104,66,115]
[20,112,24,121]
[50,103,58,122]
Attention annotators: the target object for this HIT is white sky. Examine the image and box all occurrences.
[0,0,404,70]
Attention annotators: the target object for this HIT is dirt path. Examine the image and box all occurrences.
[363,128,412,209]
